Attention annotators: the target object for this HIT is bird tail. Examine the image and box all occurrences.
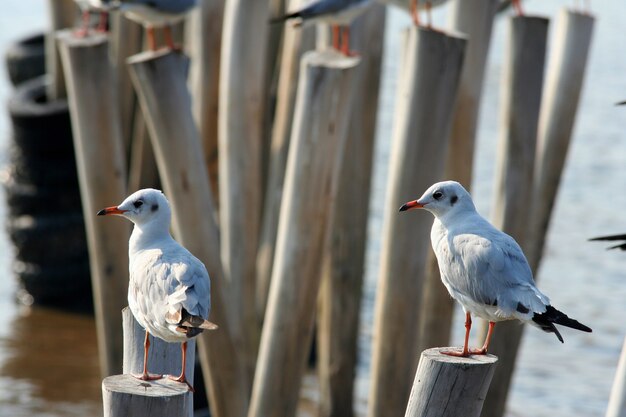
[269,11,301,24]
[589,234,626,251]
[532,305,592,343]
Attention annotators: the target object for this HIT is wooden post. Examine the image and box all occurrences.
[122,308,194,417]
[256,1,315,326]
[367,28,466,417]
[186,0,224,199]
[218,0,270,377]
[57,30,129,377]
[46,0,76,100]
[606,337,626,417]
[127,50,249,417]
[527,9,595,272]
[102,375,191,417]
[110,10,143,152]
[316,6,385,417]
[248,50,359,417]
[417,0,500,354]
[404,348,498,417]
[481,11,594,417]
[477,16,548,417]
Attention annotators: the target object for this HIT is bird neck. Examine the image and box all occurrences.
[129,221,174,254]
[436,204,478,229]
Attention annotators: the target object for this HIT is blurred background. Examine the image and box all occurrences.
[0,1,624,416]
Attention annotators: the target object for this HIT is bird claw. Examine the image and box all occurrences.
[469,347,488,355]
[440,348,470,358]
[132,372,163,381]
[168,375,194,392]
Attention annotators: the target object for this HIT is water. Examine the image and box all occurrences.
[0,1,625,416]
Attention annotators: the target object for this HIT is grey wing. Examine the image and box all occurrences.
[453,230,550,317]
[119,0,196,13]
[165,253,211,322]
[298,0,353,19]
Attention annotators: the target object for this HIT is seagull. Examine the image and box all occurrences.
[74,0,118,36]
[98,188,217,390]
[271,0,372,56]
[399,180,592,357]
[589,234,626,251]
[118,0,197,51]
[378,0,449,28]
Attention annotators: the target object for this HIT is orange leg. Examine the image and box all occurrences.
[340,26,358,57]
[331,25,340,50]
[164,25,179,51]
[76,10,90,37]
[410,0,420,26]
[169,341,194,391]
[132,331,163,381]
[470,321,495,355]
[147,27,157,51]
[512,0,524,16]
[442,312,471,357]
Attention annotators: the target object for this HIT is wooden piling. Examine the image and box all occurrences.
[127,50,248,417]
[606,337,626,417]
[248,50,360,417]
[316,6,385,417]
[256,2,316,326]
[404,348,498,417]
[186,0,224,199]
[368,28,466,417]
[527,9,595,272]
[218,0,270,376]
[122,308,194,417]
[46,0,76,100]
[481,11,594,417]
[57,30,129,377]
[417,0,500,354]
[102,375,191,417]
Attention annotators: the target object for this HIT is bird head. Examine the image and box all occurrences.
[97,188,172,228]
[399,180,475,219]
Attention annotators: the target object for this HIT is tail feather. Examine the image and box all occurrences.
[532,305,592,343]
[589,234,626,251]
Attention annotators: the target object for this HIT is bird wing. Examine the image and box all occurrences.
[119,0,196,13]
[296,0,358,19]
[445,224,550,318]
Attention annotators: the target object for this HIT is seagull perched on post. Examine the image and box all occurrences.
[74,0,118,36]
[399,180,592,357]
[118,0,197,51]
[271,0,372,56]
[98,188,217,390]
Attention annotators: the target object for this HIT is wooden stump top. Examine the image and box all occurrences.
[103,374,191,398]
[422,347,498,366]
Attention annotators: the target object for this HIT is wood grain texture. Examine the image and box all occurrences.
[368,27,466,417]
[57,30,129,377]
[46,0,76,100]
[248,50,360,417]
[102,374,191,417]
[127,50,248,417]
[606,337,626,417]
[404,348,497,417]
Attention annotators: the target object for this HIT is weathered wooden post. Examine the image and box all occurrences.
[248,50,359,417]
[481,10,594,417]
[606,337,626,417]
[127,50,249,417]
[46,0,76,100]
[316,5,385,417]
[186,0,224,198]
[102,375,191,417]
[121,308,194,417]
[404,349,498,417]
[367,27,466,417]
[218,0,270,376]
[256,0,315,325]
[57,30,129,377]
[417,0,500,354]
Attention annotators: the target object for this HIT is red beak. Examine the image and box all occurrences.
[399,200,424,212]
[97,206,126,216]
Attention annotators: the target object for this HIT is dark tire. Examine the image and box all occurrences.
[4,32,46,87]
[8,76,74,156]
[7,144,79,187]
[7,213,88,264]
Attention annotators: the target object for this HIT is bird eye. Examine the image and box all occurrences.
[133,200,144,209]
[433,191,443,200]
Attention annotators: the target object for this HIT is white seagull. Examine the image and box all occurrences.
[118,0,197,51]
[74,0,118,36]
[400,180,592,357]
[98,188,216,390]
[272,0,372,56]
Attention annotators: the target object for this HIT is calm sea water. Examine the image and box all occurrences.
[0,1,624,416]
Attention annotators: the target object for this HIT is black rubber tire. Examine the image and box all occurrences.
[7,144,79,187]
[7,213,88,264]
[14,260,93,311]
[4,32,46,87]
[8,76,74,156]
